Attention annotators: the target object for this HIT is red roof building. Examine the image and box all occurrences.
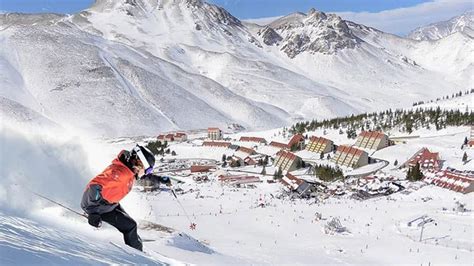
[269,141,289,149]
[355,131,389,150]
[288,134,305,151]
[425,169,474,194]
[208,128,222,140]
[190,165,215,173]
[237,146,256,155]
[165,134,175,142]
[202,141,231,148]
[157,132,187,142]
[306,136,334,154]
[404,148,440,169]
[280,173,304,190]
[274,150,302,172]
[239,136,267,144]
[174,132,187,142]
[332,145,368,168]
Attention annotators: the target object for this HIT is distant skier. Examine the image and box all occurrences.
[81,145,170,251]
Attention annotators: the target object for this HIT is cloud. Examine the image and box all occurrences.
[335,0,473,36]
[244,15,283,25]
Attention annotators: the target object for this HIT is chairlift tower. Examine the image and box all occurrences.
[418,216,436,242]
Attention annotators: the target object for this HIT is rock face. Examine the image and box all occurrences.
[263,9,360,57]
[408,11,474,41]
[257,26,282,46]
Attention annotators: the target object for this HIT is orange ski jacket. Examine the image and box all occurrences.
[87,153,135,204]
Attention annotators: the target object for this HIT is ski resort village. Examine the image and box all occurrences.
[1,0,473,265]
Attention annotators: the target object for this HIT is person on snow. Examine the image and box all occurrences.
[81,145,171,251]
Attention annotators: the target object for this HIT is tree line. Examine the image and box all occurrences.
[290,106,473,135]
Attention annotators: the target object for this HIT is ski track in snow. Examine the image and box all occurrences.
[99,51,179,129]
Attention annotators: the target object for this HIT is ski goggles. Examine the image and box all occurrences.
[145,166,154,175]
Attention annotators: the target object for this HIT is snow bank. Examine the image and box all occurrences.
[0,122,94,216]
[0,212,168,265]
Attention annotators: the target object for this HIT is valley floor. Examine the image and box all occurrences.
[0,124,473,265]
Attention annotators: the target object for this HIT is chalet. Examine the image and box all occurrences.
[243,154,266,166]
[190,165,215,173]
[226,155,244,167]
[237,146,256,155]
[208,127,222,140]
[280,173,304,190]
[239,136,267,144]
[306,136,334,154]
[403,148,440,170]
[354,131,389,150]
[202,141,231,148]
[332,145,368,168]
[235,146,256,161]
[281,173,315,196]
[164,134,175,142]
[174,132,187,142]
[425,169,474,194]
[157,132,187,142]
[288,134,305,151]
[274,150,302,172]
[269,141,288,150]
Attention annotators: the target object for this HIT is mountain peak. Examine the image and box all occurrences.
[261,8,359,57]
[407,11,473,41]
[307,8,327,20]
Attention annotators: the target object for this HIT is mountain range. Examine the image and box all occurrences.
[0,0,472,137]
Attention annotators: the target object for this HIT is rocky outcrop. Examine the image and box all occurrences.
[257,26,283,46]
[262,8,360,57]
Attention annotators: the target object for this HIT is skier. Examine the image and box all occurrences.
[81,145,170,251]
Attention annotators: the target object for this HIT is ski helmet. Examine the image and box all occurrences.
[132,145,155,175]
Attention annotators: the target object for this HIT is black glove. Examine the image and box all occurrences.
[88,213,102,228]
[144,174,171,186]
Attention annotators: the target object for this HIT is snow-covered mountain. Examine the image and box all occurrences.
[0,1,472,137]
[408,10,473,41]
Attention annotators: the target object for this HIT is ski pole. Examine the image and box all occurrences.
[170,188,196,230]
[17,184,87,218]
[33,190,88,218]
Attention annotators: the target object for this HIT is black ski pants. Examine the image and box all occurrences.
[101,204,143,251]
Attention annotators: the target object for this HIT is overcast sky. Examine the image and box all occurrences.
[0,0,472,35]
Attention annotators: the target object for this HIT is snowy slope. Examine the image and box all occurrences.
[413,93,473,112]
[347,21,473,86]
[408,10,474,41]
[0,121,246,265]
[0,2,472,137]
